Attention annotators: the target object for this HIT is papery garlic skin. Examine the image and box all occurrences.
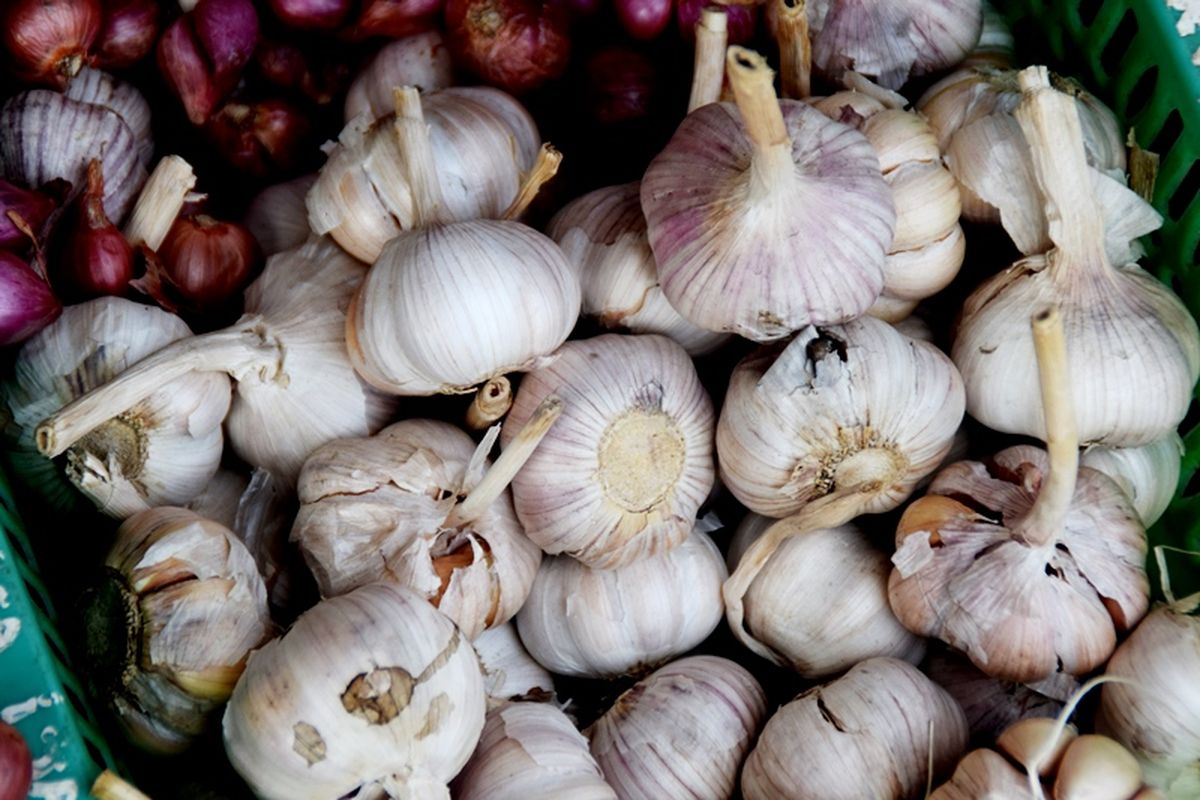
[1080,435,1182,527]
[453,702,615,800]
[2,298,229,516]
[292,419,541,639]
[742,657,969,800]
[547,182,729,356]
[243,174,316,256]
[223,583,487,800]
[586,656,766,800]
[929,748,1032,800]
[515,529,726,679]
[730,518,925,676]
[85,507,270,753]
[347,220,581,395]
[718,316,964,519]
[502,334,715,568]
[344,32,453,123]
[472,623,555,705]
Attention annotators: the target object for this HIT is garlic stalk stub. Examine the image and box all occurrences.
[501,334,714,568]
[547,182,729,356]
[453,702,616,800]
[728,517,925,674]
[223,583,487,800]
[951,67,1200,446]
[2,298,230,517]
[741,657,969,800]
[641,47,895,342]
[515,528,726,679]
[1080,435,1183,528]
[472,623,555,705]
[35,238,399,483]
[343,32,454,123]
[890,307,1150,683]
[586,656,767,800]
[83,507,271,754]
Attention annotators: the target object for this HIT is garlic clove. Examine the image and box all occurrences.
[878,223,966,303]
[1053,735,1144,800]
[928,748,1033,800]
[886,159,962,252]
[471,623,555,706]
[997,717,1078,777]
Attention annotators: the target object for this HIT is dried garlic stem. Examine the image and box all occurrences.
[444,395,563,527]
[92,771,151,800]
[501,144,563,221]
[1014,66,1107,268]
[393,86,446,227]
[688,8,729,112]
[772,0,811,99]
[726,47,794,189]
[123,155,197,251]
[1127,130,1159,204]
[36,323,281,458]
[466,376,513,430]
[1014,306,1078,547]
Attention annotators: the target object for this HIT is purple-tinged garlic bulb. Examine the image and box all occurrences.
[641,47,895,342]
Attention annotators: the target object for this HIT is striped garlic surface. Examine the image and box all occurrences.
[223,584,487,800]
[344,32,454,123]
[453,702,616,800]
[741,657,969,800]
[501,334,714,568]
[1080,434,1183,528]
[548,181,729,356]
[65,68,154,167]
[472,623,555,705]
[586,656,766,800]
[515,528,726,679]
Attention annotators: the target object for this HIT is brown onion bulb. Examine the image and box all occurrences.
[445,0,571,94]
[151,215,264,314]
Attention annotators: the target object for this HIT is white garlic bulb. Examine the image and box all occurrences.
[962,3,1015,68]
[309,85,540,263]
[183,468,250,531]
[35,238,400,484]
[742,657,969,800]
[453,702,616,800]
[472,623,555,705]
[641,47,895,342]
[586,656,766,800]
[546,182,729,356]
[243,174,317,257]
[515,528,726,679]
[925,649,1063,742]
[344,32,454,123]
[223,583,487,800]
[292,418,543,639]
[2,298,229,517]
[1080,434,1183,527]
[501,334,715,568]
[84,507,270,754]
[727,515,925,675]
[951,68,1200,447]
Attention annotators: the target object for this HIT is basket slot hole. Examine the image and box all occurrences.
[1149,108,1183,162]
[1168,160,1199,221]
[1078,0,1105,26]
[1100,9,1138,77]
[1126,66,1158,122]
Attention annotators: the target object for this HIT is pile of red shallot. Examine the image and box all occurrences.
[1,1,1198,799]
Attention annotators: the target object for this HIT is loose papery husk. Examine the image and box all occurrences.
[471,623,555,706]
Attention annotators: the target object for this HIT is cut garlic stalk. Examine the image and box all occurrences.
[1080,434,1183,527]
[515,528,726,679]
[688,8,728,112]
[472,623,555,705]
[586,656,766,800]
[466,376,513,430]
[123,155,196,251]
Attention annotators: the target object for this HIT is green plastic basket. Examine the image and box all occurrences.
[0,1,1197,797]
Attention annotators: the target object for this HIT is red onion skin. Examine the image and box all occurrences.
[342,0,444,40]
[615,0,672,40]
[95,0,159,70]
[256,39,352,105]
[268,0,353,29]
[585,47,656,124]
[157,215,262,312]
[158,0,259,125]
[676,0,756,43]
[446,0,571,94]
[0,251,61,347]
[54,162,134,298]
[2,0,101,89]
[0,723,33,800]
[205,100,311,177]
[0,181,55,251]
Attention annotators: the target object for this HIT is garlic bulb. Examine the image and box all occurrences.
[501,334,715,568]
[0,88,147,222]
[641,47,895,342]
[1099,592,1200,795]
[1080,435,1183,527]
[223,583,486,800]
[891,307,1149,683]
[183,468,250,531]
[65,67,154,167]
[742,657,969,800]
[243,174,317,257]
[472,623,555,704]
[925,649,1063,742]
[951,68,1200,447]
[727,516,925,674]
[453,702,615,800]
[344,32,454,123]
[546,182,730,356]
[515,528,726,678]
[2,298,229,517]
[35,238,399,483]
[292,414,553,639]
[83,507,270,754]
[804,0,982,90]
[309,85,540,263]
[963,3,1014,68]
[586,656,766,800]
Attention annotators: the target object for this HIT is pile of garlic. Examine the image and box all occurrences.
[6,6,1200,800]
